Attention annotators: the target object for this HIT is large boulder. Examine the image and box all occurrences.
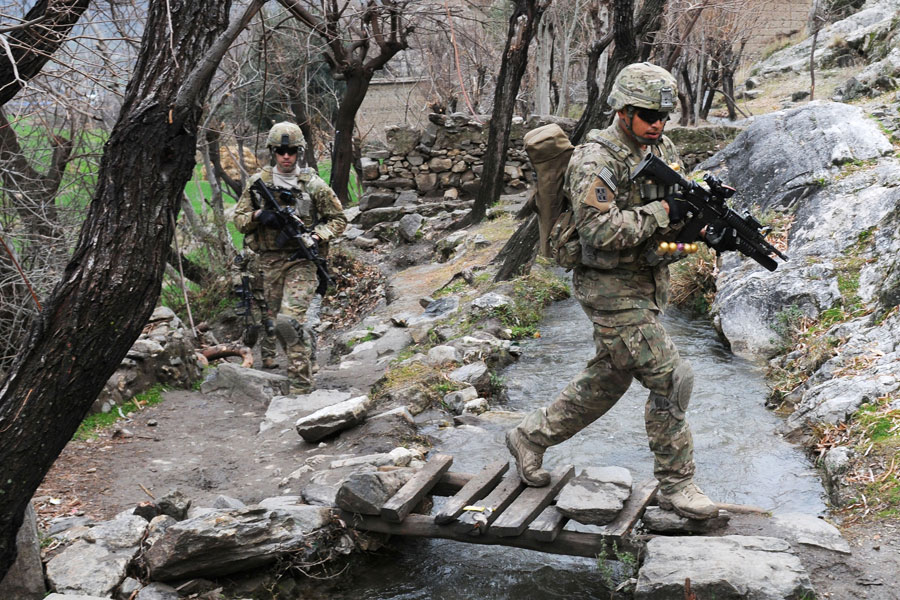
[635,535,815,599]
[295,395,373,442]
[0,504,44,600]
[703,102,897,358]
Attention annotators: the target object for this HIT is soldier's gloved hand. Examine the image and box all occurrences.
[666,196,690,224]
[706,220,738,252]
[255,210,280,228]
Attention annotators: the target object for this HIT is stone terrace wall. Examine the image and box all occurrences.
[745,0,811,56]
[360,112,576,209]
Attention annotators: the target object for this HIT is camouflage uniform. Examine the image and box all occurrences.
[511,64,707,509]
[234,165,346,390]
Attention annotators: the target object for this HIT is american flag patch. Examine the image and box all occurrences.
[598,166,617,194]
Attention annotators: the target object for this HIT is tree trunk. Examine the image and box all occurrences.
[330,70,371,206]
[0,0,91,105]
[534,18,555,116]
[0,0,262,580]
[466,0,550,227]
[493,214,540,282]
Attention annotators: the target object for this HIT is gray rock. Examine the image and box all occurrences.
[641,506,730,533]
[771,512,851,554]
[471,292,513,311]
[136,582,180,600]
[46,513,149,597]
[143,507,326,580]
[555,466,632,525]
[335,468,414,515]
[255,498,333,532]
[823,446,852,478]
[427,344,462,365]
[156,490,191,521]
[462,398,489,415]
[213,495,247,510]
[406,296,460,327]
[385,125,421,155]
[398,213,425,242]
[200,362,290,403]
[45,595,110,600]
[0,504,44,600]
[261,389,353,433]
[448,361,491,394]
[295,395,373,442]
[442,386,479,414]
[359,191,396,211]
[360,157,380,180]
[635,535,815,599]
[117,577,142,600]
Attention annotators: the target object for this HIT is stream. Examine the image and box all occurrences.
[319,292,827,599]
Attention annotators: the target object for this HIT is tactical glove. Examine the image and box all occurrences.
[706,220,738,252]
[256,210,281,228]
[666,196,690,224]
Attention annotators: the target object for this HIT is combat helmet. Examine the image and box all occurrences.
[608,62,677,113]
[266,122,304,150]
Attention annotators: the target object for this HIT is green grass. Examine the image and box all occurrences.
[73,385,168,441]
[317,161,361,205]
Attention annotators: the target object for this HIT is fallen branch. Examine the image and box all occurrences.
[199,342,254,368]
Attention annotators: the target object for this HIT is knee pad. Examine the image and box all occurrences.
[274,316,302,347]
[669,360,694,419]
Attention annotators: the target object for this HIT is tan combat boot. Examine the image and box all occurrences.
[658,482,719,519]
[506,428,551,487]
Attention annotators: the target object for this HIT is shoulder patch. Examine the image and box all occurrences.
[585,178,614,213]
[598,166,617,194]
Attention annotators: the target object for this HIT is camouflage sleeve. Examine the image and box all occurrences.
[307,174,347,241]
[569,149,669,251]
[234,174,261,234]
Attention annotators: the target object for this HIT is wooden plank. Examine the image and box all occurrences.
[434,460,509,525]
[452,474,525,536]
[490,465,575,538]
[527,505,567,542]
[432,471,473,496]
[380,454,453,523]
[338,511,648,559]
[603,478,658,538]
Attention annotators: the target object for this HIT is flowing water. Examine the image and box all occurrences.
[317,292,826,600]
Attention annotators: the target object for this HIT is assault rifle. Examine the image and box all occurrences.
[232,251,273,348]
[630,153,788,271]
[251,179,334,295]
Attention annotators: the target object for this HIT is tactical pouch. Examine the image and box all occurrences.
[549,210,581,269]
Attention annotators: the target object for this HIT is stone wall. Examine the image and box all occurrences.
[360,112,576,207]
[745,0,811,55]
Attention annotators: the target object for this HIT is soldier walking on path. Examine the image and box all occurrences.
[234,122,346,393]
[506,63,720,520]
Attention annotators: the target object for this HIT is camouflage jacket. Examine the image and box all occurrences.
[565,118,683,324]
[234,166,347,253]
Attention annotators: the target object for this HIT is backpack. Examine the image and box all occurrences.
[523,124,581,269]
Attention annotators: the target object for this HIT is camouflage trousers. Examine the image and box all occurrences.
[256,252,318,391]
[517,311,696,493]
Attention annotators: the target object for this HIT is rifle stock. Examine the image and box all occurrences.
[630,153,788,271]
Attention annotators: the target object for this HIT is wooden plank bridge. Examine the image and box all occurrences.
[336,454,659,558]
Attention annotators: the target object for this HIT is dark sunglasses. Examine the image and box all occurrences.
[274,146,299,156]
[635,108,670,124]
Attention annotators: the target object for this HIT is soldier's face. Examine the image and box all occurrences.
[274,146,299,172]
[630,109,667,143]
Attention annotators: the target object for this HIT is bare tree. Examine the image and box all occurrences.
[464,0,552,228]
[276,0,416,205]
[0,0,264,579]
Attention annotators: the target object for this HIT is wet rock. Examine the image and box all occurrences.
[555,466,632,525]
[295,395,373,443]
[442,386,478,414]
[335,468,414,515]
[143,507,326,581]
[200,362,290,404]
[635,535,814,600]
[406,296,460,327]
[771,512,851,554]
[0,503,44,600]
[641,506,731,533]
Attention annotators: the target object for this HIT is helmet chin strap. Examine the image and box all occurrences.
[622,108,662,146]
